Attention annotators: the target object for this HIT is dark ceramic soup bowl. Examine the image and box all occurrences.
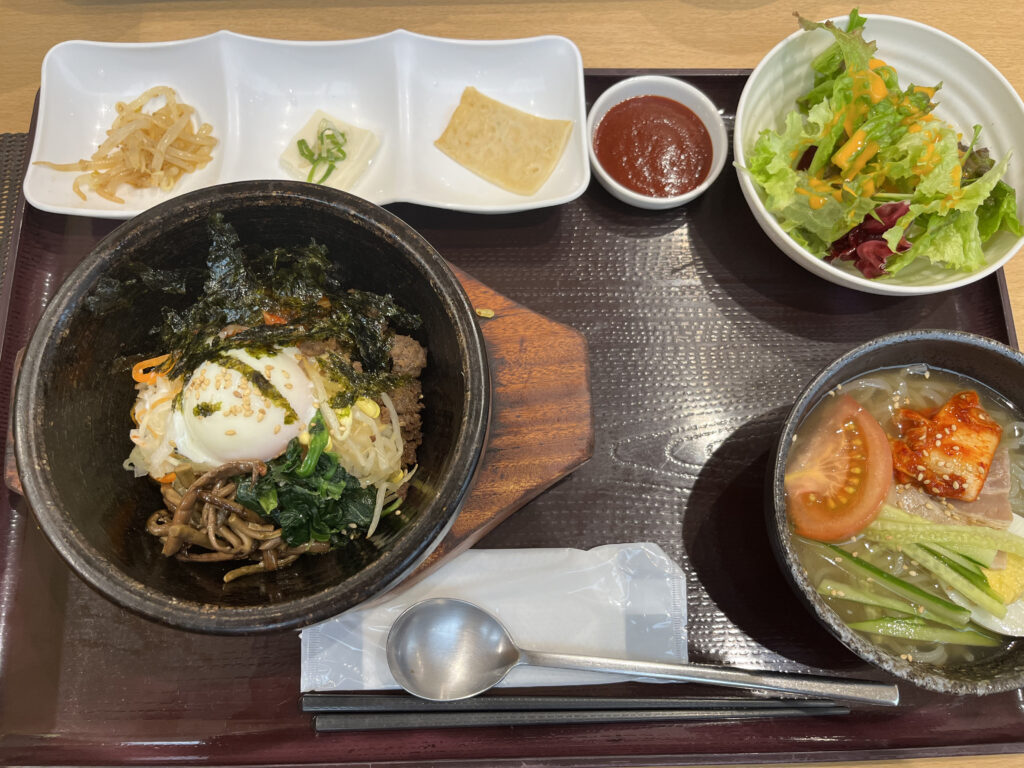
[768,329,1024,694]
[14,181,490,634]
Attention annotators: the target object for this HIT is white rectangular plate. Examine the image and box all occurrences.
[24,30,590,219]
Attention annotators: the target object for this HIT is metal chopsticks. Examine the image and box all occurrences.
[302,693,850,732]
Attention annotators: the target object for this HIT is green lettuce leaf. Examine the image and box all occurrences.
[884,152,1014,273]
[978,180,1024,241]
[797,9,875,77]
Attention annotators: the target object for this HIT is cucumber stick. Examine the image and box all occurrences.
[949,544,1000,569]
[866,519,1024,558]
[902,543,1007,619]
[929,544,985,577]
[848,617,1002,647]
[876,506,999,566]
[823,544,970,627]
[816,578,917,616]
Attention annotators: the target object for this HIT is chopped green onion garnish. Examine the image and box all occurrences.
[297,119,348,184]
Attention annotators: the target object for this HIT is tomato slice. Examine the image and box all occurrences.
[784,394,892,542]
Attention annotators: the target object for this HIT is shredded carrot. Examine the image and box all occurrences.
[156,472,176,484]
[263,310,288,325]
[132,353,171,385]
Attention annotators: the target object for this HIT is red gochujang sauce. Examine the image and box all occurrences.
[594,94,713,198]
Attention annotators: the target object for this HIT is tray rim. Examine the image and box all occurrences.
[1,70,1023,766]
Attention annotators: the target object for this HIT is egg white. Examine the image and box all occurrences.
[170,346,318,469]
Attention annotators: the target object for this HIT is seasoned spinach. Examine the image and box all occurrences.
[234,416,377,547]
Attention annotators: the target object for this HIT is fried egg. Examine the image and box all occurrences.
[170,347,318,469]
[126,345,406,492]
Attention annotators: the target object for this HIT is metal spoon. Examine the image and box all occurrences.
[386,598,899,706]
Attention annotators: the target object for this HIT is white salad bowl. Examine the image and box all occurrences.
[734,15,1024,296]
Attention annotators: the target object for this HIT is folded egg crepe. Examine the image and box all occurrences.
[434,86,572,196]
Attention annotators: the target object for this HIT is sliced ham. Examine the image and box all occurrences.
[886,448,1014,570]
[887,448,1013,530]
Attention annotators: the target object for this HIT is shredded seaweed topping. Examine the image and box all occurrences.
[154,214,421,389]
[192,401,222,418]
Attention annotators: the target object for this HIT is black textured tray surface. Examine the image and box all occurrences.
[0,73,1021,766]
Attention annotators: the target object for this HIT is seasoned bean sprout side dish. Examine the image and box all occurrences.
[124,215,425,582]
[745,10,1023,280]
[785,366,1024,666]
[36,86,217,204]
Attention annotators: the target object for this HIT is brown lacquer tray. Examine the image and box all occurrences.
[2,72,1024,767]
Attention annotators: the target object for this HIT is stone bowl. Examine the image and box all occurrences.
[14,180,490,634]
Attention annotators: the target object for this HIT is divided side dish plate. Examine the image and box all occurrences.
[23,30,589,218]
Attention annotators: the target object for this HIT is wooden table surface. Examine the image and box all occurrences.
[2,1,1024,766]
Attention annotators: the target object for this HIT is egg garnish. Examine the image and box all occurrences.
[172,347,318,469]
[126,346,318,478]
[952,513,1024,637]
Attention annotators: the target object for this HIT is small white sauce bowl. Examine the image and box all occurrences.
[587,75,728,210]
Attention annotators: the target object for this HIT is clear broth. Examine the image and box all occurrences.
[789,364,1024,667]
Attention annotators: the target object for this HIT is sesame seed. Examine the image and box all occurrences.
[274,425,281,434]
[225,429,236,436]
